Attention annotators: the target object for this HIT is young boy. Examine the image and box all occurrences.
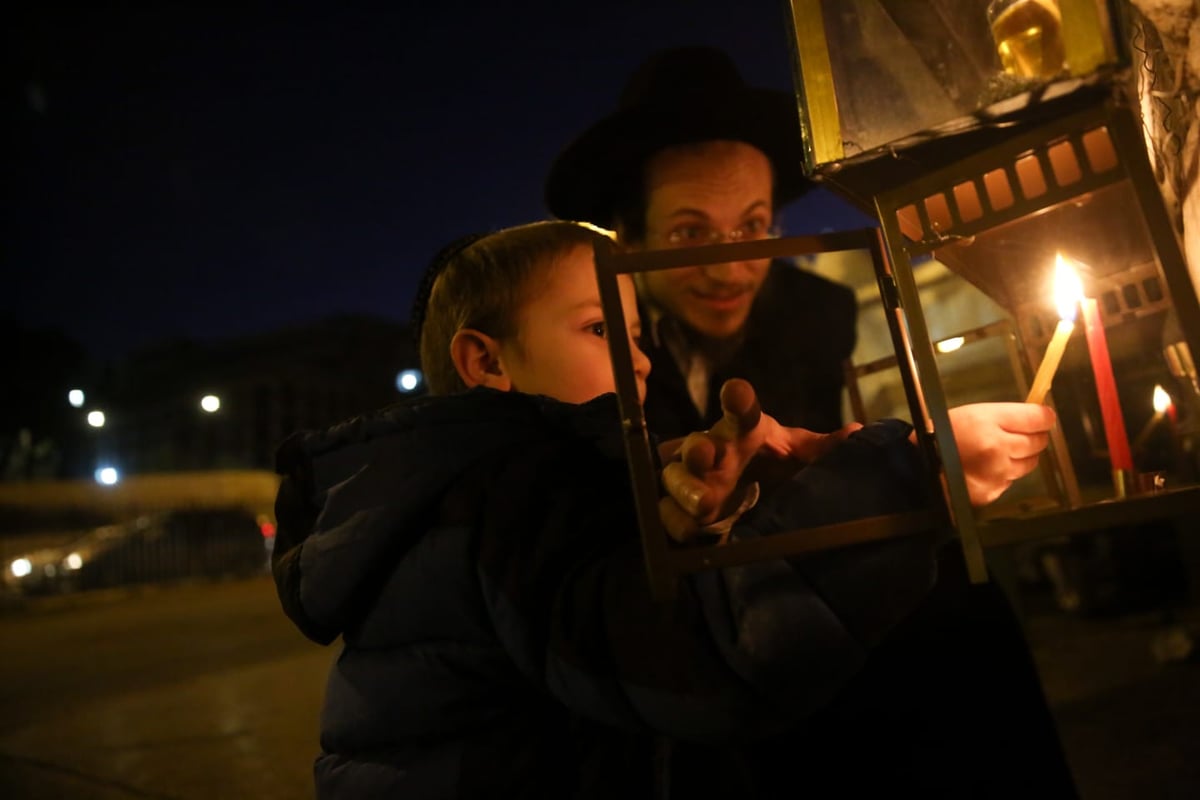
[271,221,1055,798]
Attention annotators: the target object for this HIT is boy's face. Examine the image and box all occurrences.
[498,244,650,405]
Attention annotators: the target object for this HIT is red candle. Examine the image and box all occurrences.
[1079,296,1133,472]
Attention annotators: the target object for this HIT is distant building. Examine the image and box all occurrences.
[0,320,91,481]
[97,315,418,475]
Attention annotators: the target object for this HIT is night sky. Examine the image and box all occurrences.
[6,2,873,362]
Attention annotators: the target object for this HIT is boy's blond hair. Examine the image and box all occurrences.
[417,221,615,396]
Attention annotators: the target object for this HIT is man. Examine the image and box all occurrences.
[545,46,1079,797]
[545,45,856,439]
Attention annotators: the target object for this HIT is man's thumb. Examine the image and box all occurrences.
[719,378,761,433]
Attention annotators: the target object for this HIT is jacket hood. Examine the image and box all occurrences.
[272,388,627,644]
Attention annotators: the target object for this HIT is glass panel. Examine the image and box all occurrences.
[801,247,941,426]
[593,232,936,596]
[917,177,1199,517]
[809,0,1120,160]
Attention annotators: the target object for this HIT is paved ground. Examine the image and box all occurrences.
[1,574,1197,798]
[0,648,331,799]
[1026,606,1200,799]
[0,577,330,799]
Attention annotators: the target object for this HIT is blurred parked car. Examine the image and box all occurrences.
[4,508,272,595]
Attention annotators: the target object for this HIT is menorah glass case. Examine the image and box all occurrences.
[597,0,1200,595]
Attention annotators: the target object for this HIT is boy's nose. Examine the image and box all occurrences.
[631,337,652,379]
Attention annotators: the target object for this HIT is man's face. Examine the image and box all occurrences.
[498,244,651,405]
[635,140,774,340]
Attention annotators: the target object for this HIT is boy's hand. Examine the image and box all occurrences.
[658,379,858,542]
[936,403,1057,506]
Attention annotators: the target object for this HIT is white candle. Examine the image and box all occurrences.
[1026,254,1082,404]
[1133,384,1174,450]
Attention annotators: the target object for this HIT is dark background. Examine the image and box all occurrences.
[4,1,873,363]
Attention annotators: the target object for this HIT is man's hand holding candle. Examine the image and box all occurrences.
[929,403,1057,506]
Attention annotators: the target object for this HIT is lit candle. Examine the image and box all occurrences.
[1133,384,1172,450]
[1026,254,1081,404]
[1079,293,1134,474]
[1163,386,1178,426]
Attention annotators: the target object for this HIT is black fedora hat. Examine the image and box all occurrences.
[544,46,811,230]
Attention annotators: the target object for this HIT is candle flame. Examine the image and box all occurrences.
[1153,384,1172,413]
[1053,253,1083,322]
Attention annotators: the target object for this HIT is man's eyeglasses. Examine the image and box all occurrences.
[661,220,782,248]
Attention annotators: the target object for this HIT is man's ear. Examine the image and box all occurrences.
[450,329,511,391]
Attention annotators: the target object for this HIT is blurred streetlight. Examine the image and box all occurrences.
[86,410,106,428]
[396,369,423,393]
[68,389,85,408]
[94,466,119,485]
[200,394,221,413]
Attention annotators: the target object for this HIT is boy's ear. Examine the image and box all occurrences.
[450,329,512,391]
